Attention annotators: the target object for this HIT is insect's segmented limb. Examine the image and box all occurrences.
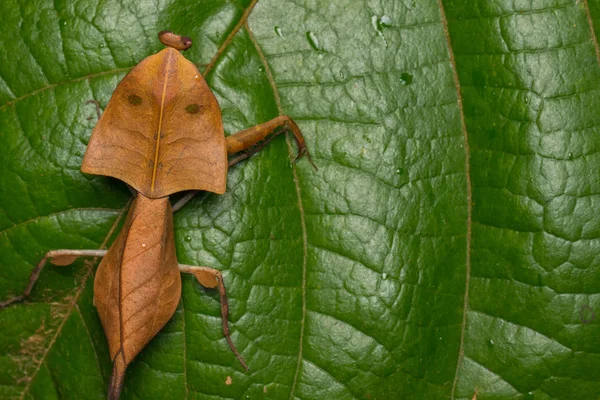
[172,191,199,212]
[178,264,249,371]
[226,115,317,170]
[0,249,108,308]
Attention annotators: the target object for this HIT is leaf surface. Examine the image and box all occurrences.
[0,1,599,399]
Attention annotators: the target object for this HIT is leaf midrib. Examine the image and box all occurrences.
[151,49,173,194]
[582,0,600,67]
[441,0,600,397]
[243,22,309,400]
[437,1,472,398]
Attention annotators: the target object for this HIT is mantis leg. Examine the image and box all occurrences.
[172,116,317,212]
[0,249,107,308]
[179,264,248,371]
[226,115,316,169]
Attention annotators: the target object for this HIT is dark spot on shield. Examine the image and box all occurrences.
[186,104,201,114]
[128,94,142,106]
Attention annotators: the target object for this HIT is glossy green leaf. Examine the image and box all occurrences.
[1,1,599,399]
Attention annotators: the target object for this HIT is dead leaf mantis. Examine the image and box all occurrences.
[0,31,315,400]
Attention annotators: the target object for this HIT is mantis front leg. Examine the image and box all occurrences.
[0,249,107,308]
[179,264,248,370]
[226,115,316,168]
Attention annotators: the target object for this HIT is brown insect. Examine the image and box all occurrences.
[0,31,315,400]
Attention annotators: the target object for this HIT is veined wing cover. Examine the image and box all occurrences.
[93,194,181,369]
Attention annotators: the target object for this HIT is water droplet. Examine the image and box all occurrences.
[400,72,413,85]
[184,236,192,242]
[396,168,404,175]
[99,43,105,49]
[76,151,82,157]
[488,339,495,346]
[379,15,392,27]
[382,273,388,280]
[524,97,529,104]
[492,91,496,96]
[568,152,573,160]
[215,31,220,38]
[306,31,321,52]
[258,66,264,72]
[339,69,346,79]
[59,19,67,27]
[362,135,371,143]
[275,26,285,39]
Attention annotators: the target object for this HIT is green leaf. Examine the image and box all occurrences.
[1,1,599,399]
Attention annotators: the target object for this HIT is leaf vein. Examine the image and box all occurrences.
[203,0,259,76]
[583,0,600,67]
[0,67,132,112]
[436,1,473,399]
[0,208,121,238]
[243,22,308,400]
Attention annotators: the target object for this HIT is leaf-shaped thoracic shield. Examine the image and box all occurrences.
[82,47,227,198]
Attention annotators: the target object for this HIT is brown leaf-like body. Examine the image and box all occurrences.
[82,47,227,197]
[93,194,181,369]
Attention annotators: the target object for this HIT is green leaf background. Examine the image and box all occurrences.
[1,0,599,399]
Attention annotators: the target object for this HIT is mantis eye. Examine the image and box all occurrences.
[181,37,192,48]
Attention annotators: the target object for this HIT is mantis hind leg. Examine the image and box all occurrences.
[179,264,249,371]
[0,249,107,308]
